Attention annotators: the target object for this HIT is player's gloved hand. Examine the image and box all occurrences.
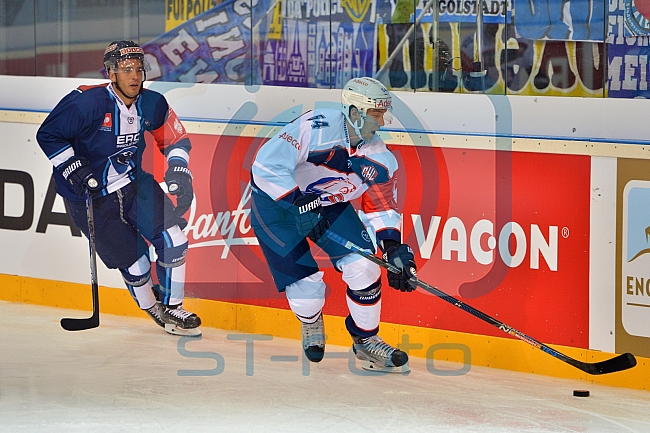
[164,163,193,216]
[383,244,418,292]
[59,156,99,197]
[292,193,330,242]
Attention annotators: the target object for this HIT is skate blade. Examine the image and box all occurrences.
[165,323,202,337]
[360,360,411,374]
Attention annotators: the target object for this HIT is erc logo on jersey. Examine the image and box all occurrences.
[117,132,140,147]
[621,180,650,338]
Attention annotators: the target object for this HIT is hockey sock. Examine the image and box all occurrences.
[345,278,381,337]
[285,272,326,322]
[152,225,188,305]
[121,253,156,309]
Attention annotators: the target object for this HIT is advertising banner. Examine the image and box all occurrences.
[616,159,650,358]
[140,130,591,348]
[621,180,650,337]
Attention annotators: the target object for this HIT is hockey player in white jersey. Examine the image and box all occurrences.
[250,77,418,372]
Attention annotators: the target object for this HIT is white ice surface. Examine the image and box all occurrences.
[1,301,649,433]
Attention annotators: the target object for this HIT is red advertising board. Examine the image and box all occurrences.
[145,132,590,348]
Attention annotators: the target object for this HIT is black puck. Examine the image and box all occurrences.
[573,389,590,397]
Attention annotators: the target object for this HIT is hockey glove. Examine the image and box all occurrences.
[59,156,99,197]
[164,164,193,216]
[292,193,330,242]
[383,244,418,292]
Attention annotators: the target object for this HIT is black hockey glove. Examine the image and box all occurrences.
[383,244,418,292]
[292,193,330,242]
[59,156,99,197]
[164,163,193,216]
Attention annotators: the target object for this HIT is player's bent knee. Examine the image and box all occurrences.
[339,253,381,291]
[347,278,382,304]
[153,225,189,268]
[346,279,382,332]
[120,253,151,286]
[286,272,326,319]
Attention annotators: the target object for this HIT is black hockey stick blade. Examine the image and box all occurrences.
[60,313,99,331]
[61,188,100,331]
[324,231,638,375]
[571,352,637,375]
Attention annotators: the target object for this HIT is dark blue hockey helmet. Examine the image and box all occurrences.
[103,40,147,73]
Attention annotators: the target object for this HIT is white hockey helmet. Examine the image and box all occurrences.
[342,77,392,117]
[341,77,392,137]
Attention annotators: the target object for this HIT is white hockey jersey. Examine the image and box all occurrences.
[252,108,402,243]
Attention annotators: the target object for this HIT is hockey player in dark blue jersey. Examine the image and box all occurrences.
[36,40,201,336]
[250,77,418,372]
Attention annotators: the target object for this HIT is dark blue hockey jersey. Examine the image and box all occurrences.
[37,83,191,201]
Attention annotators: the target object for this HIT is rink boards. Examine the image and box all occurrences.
[1,76,650,390]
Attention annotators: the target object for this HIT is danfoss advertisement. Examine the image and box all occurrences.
[143,131,591,349]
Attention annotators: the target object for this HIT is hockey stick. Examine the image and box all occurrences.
[61,187,100,331]
[324,231,637,375]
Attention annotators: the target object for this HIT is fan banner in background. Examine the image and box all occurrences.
[139,0,271,84]
[258,19,375,88]
[375,0,511,25]
[280,0,376,22]
[608,1,650,98]
[512,0,604,41]
[258,0,377,88]
[165,0,221,31]
[624,0,650,36]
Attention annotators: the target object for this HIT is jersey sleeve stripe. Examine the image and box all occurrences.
[50,147,75,168]
[167,148,190,165]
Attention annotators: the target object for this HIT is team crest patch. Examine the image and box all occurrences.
[361,165,378,181]
[361,230,371,243]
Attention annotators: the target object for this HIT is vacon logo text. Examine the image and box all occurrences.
[181,182,559,274]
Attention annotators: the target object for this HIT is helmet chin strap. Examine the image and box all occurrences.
[344,112,365,145]
[111,76,143,105]
[108,61,145,104]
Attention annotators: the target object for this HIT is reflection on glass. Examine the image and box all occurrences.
[0,0,610,98]
[0,0,36,76]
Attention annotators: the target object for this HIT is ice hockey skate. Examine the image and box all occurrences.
[352,334,410,373]
[160,303,202,337]
[301,313,325,362]
[144,302,165,328]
